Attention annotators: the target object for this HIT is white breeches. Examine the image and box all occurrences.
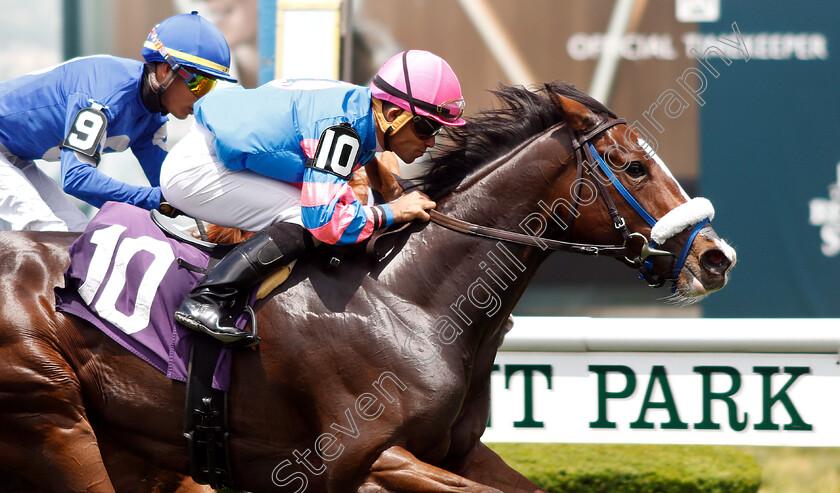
[160,123,303,232]
[0,149,89,232]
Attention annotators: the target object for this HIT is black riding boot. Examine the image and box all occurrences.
[175,223,312,348]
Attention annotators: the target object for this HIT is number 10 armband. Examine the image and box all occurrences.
[305,123,361,180]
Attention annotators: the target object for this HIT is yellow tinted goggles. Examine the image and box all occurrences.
[180,71,217,97]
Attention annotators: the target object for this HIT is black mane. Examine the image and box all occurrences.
[421,81,616,200]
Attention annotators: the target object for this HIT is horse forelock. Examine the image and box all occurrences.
[421,81,617,200]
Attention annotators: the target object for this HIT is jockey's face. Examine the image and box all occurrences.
[385,107,436,164]
[156,64,201,119]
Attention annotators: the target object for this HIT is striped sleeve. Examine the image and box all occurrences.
[300,166,394,245]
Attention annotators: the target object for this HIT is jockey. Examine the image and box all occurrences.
[161,50,466,347]
[0,11,235,232]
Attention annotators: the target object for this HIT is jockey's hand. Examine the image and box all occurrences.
[390,191,436,223]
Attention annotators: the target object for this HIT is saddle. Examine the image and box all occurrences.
[150,211,296,301]
[144,153,406,489]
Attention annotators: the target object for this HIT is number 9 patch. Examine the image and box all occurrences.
[305,124,361,180]
[61,106,108,161]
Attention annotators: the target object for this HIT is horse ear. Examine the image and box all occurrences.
[548,91,601,132]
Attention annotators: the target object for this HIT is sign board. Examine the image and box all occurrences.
[484,317,840,447]
[675,0,720,23]
[698,1,840,317]
[276,0,343,80]
[258,0,346,83]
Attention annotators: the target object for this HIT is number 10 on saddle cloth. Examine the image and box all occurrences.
[55,201,246,391]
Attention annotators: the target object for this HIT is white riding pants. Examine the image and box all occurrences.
[160,123,303,231]
[0,146,89,232]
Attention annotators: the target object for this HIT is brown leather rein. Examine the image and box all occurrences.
[427,117,637,260]
[427,209,624,257]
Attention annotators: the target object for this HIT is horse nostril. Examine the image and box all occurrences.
[705,249,724,265]
[701,249,730,275]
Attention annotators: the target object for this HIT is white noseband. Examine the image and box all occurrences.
[651,198,715,244]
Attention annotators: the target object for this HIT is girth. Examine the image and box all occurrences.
[183,335,234,489]
[150,209,236,489]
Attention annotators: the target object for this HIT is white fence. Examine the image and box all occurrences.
[484,317,840,447]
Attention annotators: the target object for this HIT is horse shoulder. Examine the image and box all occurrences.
[0,231,73,299]
[429,319,512,469]
[0,232,108,489]
[0,231,79,355]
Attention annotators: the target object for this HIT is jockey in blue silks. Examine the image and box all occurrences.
[0,11,235,231]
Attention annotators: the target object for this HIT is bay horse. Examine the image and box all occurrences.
[0,81,735,492]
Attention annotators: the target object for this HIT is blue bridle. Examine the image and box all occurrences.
[587,142,711,292]
[426,117,713,294]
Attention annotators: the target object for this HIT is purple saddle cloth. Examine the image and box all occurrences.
[55,202,235,391]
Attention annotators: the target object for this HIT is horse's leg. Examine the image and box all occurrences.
[0,346,114,492]
[358,446,502,493]
[0,474,38,492]
[3,413,114,492]
[455,442,546,493]
[98,434,212,493]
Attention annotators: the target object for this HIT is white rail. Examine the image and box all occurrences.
[500,316,840,354]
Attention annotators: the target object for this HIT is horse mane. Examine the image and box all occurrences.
[205,224,254,243]
[421,80,617,200]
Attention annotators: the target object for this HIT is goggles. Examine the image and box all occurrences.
[412,115,444,140]
[148,26,217,97]
[431,97,466,122]
[179,71,216,97]
[372,51,465,124]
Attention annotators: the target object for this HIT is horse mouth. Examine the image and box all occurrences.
[683,266,715,296]
[668,240,736,303]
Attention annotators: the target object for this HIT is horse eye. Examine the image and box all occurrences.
[626,161,647,178]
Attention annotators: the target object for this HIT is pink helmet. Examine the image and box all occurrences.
[371,50,466,126]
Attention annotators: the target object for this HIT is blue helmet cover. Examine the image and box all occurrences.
[142,11,237,83]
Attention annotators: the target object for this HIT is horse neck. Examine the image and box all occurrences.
[392,126,574,352]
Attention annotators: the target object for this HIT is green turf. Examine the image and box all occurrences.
[488,443,761,493]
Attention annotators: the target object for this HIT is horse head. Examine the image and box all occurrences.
[423,81,735,304]
[545,85,735,300]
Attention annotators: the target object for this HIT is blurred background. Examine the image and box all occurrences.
[2,0,838,319]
